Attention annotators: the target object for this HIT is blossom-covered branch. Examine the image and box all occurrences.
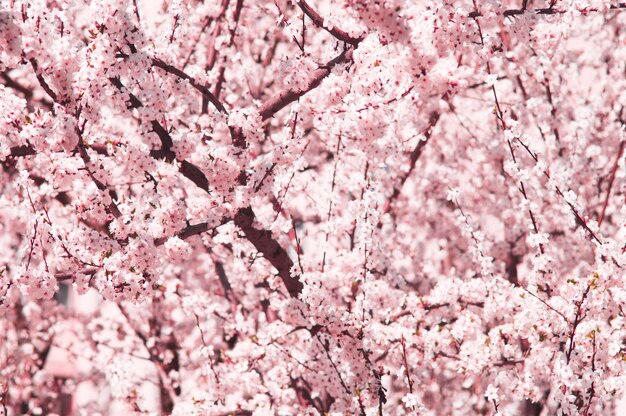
[2,0,626,415]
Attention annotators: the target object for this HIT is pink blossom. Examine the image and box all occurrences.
[2,0,626,414]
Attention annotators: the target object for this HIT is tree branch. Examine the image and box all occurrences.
[108,78,298,293]
[28,58,59,104]
[1,71,53,110]
[598,140,624,226]
[110,78,213,194]
[296,0,363,45]
[9,145,36,157]
[469,2,626,17]
[259,47,354,120]
[383,111,440,214]
[152,58,227,114]
[234,207,302,297]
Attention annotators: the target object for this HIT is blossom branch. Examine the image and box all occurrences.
[469,3,626,18]
[234,207,302,297]
[598,140,623,226]
[598,111,625,226]
[296,0,363,45]
[118,305,179,412]
[565,283,592,364]
[515,138,603,245]
[1,71,53,110]
[259,46,354,119]
[28,58,60,105]
[211,0,243,101]
[152,58,227,114]
[109,77,213,193]
[400,336,414,394]
[109,78,299,296]
[383,111,440,215]
[27,59,123,219]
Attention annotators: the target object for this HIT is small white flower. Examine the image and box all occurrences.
[447,187,460,202]
[563,190,577,205]
[485,73,498,87]
[200,345,214,358]
[485,384,499,402]
[402,393,422,408]
[527,232,549,248]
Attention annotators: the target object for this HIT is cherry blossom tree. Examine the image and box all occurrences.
[2,0,626,414]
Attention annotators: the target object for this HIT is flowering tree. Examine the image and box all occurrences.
[2,0,626,414]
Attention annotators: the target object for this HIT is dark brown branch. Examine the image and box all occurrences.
[234,207,302,297]
[400,336,414,394]
[152,58,227,113]
[296,0,363,45]
[180,160,210,191]
[9,145,36,157]
[132,0,141,24]
[214,259,238,304]
[2,72,33,97]
[29,58,59,104]
[26,61,122,219]
[150,120,174,153]
[522,287,569,321]
[155,221,225,246]
[259,47,354,120]
[109,76,143,109]
[254,163,277,192]
[55,268,98,282]
[315,334,350,397]
[110,78,213,193]
[200,0,231,73]
[109,76,177,153]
